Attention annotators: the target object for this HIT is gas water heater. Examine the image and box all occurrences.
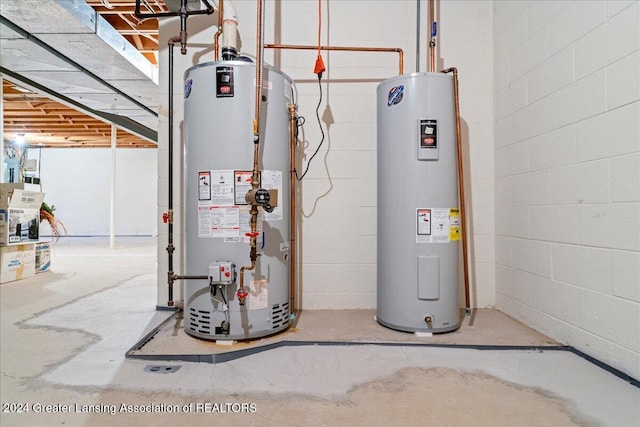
[377,72,460,333]
[183,60,293,340]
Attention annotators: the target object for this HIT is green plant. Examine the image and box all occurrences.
[40,201,66,239]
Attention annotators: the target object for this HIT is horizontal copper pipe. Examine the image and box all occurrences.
[264,43,404,75]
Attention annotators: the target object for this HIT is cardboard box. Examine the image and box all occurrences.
[0,185,45,246]
[0,243,36,284]
[35,241,51,273]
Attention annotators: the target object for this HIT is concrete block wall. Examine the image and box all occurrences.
[493,0,639,379]
[156,1,495,309]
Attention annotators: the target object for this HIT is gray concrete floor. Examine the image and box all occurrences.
[1,237,639,427]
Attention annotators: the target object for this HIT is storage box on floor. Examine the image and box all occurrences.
[0,184,45,246]
[35,241,51,273]
[1,243,36,283]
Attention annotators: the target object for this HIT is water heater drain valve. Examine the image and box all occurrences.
[208,261,236,286]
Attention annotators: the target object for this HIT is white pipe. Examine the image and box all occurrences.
[215,0,239,59]
[109,124,116,249]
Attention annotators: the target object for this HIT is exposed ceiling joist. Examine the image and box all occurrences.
[3,79,156,148]
[1,0,171,149]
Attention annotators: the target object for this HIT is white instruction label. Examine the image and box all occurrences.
[416,208,457,243]
[210,170,235,206]
[198,206,240,238]
[198,171,211,201]
[261,170,283,221]
[198,169,280,239]
[234,170,253,205]
[249,280,268,310]
[417,209,432,236]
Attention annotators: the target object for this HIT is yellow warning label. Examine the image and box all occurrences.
[449,208,460,241]
[450,226,461,241]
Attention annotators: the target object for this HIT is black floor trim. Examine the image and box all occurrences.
[568,347,640,388]
[126,312,639,388]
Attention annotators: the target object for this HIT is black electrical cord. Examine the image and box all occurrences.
[220,285,228,306]
[294,116,306,142]
[295,75,325,181]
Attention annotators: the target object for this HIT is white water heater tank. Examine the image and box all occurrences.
[376,72,460,333]
[182,60,293,340]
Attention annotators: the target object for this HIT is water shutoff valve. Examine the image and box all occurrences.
[208,261,236,285]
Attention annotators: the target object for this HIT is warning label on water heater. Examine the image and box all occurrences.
[416,208,460,243]
[197,169,281,239]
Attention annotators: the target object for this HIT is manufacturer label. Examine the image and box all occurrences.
[216,66,234,98]
[184,79,193,99]
[387,84,404,106]
[419,119,437,149]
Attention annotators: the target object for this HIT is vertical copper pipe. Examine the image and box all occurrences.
[429,0,436,72]
[254,0,264,131]
[213,0,223,61]
[288,103,297,314]
[442,67,470,315]
[252,0,265,181]
[238,0,266,304]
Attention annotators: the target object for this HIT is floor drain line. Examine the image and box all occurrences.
[144,365,181,374]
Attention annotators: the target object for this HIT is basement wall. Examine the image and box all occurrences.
[492,0,639,380]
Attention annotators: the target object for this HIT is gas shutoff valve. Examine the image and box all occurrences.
[245,188,278,213]
[208,261,236,285]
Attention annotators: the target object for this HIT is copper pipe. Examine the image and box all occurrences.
[253,0,265,193]
[429,0,436,72]
[442,67,471,315]
[238,261,255,303]
[213,0,223,60]
[288,103,297,314]
[254,0,265,130]
[239,0,266,305]
[264,43,404,75]
[252,0,265,183]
